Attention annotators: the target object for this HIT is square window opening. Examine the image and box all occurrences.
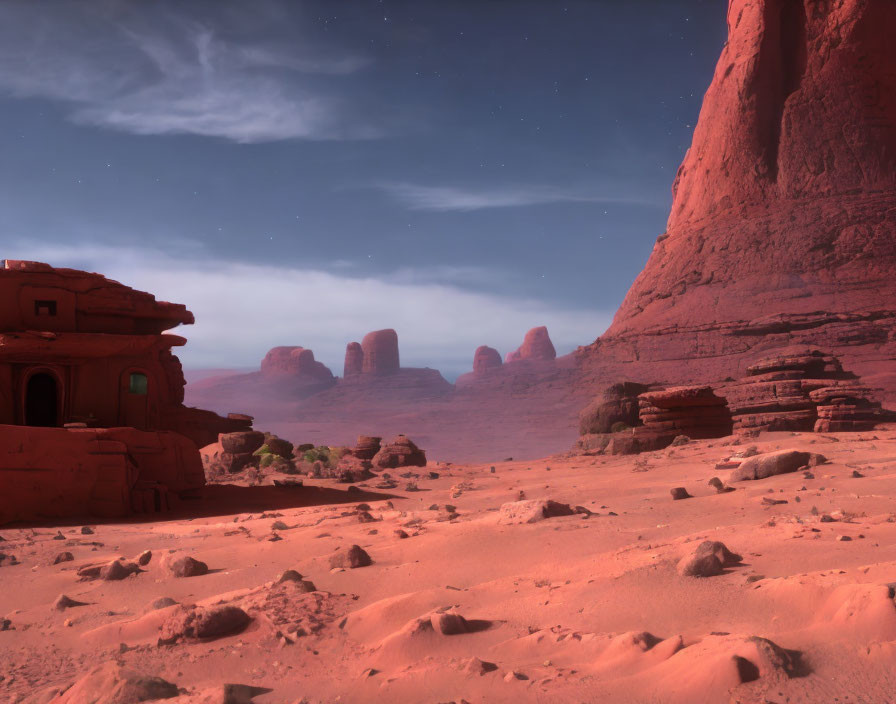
[128,372,148,395]
[35,300,57,316]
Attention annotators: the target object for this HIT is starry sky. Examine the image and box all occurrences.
[0,0,727,379]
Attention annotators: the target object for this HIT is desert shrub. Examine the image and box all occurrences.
[253,444,272,456]
[610,421,631,433]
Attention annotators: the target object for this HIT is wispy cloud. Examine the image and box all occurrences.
[0,1,376,142]
[376,182,663,212]
[6,241,611,376]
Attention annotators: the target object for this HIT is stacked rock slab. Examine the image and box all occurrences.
[353,435,382,460]
[725,350,884,432]
[811,383,885,432]
[202,431,265,478]
[638,386,733,441]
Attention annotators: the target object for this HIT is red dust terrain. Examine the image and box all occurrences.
[3,0,896,702]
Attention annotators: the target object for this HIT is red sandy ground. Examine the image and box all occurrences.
[2,427,896,703]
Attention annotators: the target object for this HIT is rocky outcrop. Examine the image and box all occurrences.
[372,435,426,469]
[580,0,896,402]
[598,385,733,455]
[344,342,363,377]
[473,346,502,374]
[725,350,886,432]
[506,326,556,363]
[361,329,400,375]
[578,381,649,435]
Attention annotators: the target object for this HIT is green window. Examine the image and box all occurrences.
[128,372,148,395]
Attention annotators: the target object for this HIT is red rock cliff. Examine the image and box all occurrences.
[587,0,896,399]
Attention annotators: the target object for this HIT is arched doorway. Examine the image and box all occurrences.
[25,373,58,427]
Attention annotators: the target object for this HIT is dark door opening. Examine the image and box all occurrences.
[25,373,58,427]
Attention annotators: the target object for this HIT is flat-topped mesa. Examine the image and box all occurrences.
[361,329,400,375]
[505,326,556,363]
[260,346,334,382]
[473,346,503,374]
[344,342,363,377]
[587,1,896,394]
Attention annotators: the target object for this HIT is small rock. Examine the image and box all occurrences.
[270,520,290,531]
[504,670,529,681]
[52,532,66,541]
[53,552,74,565]
[146,597,178,612]
[80,526,94,535]
[670,487,691,501]
[53,594,88,611]
[165,555,209,578]
[277,569,303,583]
[461,657,498,676]
[430,612,471,635]
[136,550,152,566]
[837,535,852,542]
[394,529,409,539]
[100,560,140,581]
[852,470,864,478]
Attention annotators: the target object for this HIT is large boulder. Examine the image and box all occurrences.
[52,662,179,703]
[497,499,575,525]
[730,449,826,482]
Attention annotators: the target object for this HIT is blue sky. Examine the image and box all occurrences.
[0,0,727,378]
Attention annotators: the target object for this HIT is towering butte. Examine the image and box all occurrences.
[586,0,896,400]
[506,326,557,363]
[361,329,400,375]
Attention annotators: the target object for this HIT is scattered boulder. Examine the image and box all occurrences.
[372,435,427,469]
[730,450,826,482]
[329,544,372,569]
[678,540,741,577]
[136,550,152,566]
[163,555,209,578]
[53,551,74,565]
[498,499,575,525]
[159,605,251,644]
[677,553,723,578]
[670,487,691,501]
[431,611,472,635]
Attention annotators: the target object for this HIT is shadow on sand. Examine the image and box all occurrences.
[6,484,400,529]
